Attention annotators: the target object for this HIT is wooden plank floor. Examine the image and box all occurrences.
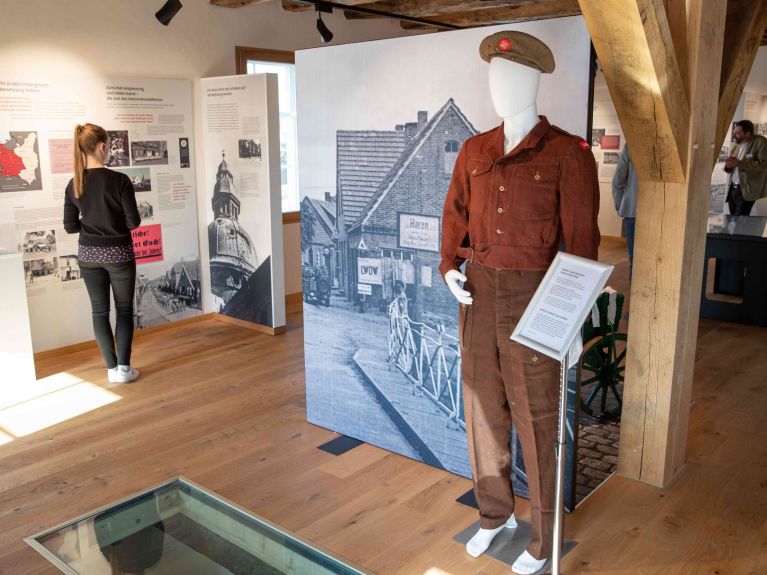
[1,242,765,574]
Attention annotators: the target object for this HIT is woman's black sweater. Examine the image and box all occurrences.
[63,167,141,246]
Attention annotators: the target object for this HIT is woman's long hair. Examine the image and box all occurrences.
[73,123,108,198]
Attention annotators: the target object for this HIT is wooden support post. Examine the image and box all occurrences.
[580,0,730,487]
[621,1,726,486]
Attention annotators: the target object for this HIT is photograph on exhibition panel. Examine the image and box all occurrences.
[298,19,592,509]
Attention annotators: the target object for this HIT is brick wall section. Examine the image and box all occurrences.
[352,103,476,321]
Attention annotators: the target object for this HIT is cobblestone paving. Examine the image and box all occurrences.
[575,381,623,504]
[575,419,621,503]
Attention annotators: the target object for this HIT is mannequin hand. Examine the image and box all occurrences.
[445,269,473,305]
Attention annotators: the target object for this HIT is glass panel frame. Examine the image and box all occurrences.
[25,476,371,575]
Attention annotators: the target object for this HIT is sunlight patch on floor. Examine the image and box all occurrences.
[0,429,13,446]
[0,372,121,438]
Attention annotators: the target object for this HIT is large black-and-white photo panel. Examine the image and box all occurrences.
[297,19,591,509]
[200,74,285,330]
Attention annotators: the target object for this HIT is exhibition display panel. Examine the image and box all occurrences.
[26,477,368,575]
[0,77,201,351]
[0,72,285,356]
[200,74,286,329]
[297,17,592,512]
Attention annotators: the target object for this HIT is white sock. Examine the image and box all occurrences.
[511,550,548,575]
[466,514,517,557]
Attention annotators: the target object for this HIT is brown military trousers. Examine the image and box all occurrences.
[459,262,561,560]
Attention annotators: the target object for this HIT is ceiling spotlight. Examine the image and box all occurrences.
[156,0,183,26]
[316,4,333,43]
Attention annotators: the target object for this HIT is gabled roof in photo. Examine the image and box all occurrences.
[169,260,200,283]
[337,130,407,227]
[348,98,477,233]
[303,197,337,240]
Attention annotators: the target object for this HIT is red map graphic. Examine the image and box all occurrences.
[0,146,25,178]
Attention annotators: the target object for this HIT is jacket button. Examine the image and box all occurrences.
[472,169,477,175]
[499,185,506,191]
[496,228,503,235]
[497,207,503,214]
[534,173,541,181]
[531,354,538,362]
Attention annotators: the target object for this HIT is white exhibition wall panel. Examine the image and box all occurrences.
[0,251,36,385]
[591,67,626,238]
[297,18,590,509]
[199,74,285,329]
[0,76,200,352]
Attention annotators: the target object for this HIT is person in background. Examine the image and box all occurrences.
[63,123,141,383]
[724,120,767,216]
[611,144,638,280]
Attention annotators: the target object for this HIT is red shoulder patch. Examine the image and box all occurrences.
[578,140,591,151]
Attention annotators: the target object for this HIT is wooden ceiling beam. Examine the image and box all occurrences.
[343,1,538,21]
[281,0,539,13]
[398,0,581,28]
[282,0,373,12]
[345,0,541,18]
[211,0,272,6]
[282,0,581,24]
[714,0,767,163]
[580,0,689,182]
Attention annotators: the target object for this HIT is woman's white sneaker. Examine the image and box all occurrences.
[108,365,139,383]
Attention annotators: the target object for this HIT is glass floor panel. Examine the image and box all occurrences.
[26,477,369,575]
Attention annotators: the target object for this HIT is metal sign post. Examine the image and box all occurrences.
[551,349,571,575]
[510,253,615,575]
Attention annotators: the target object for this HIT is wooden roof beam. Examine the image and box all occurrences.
[580,0,689,183]
[211,0,272,6]
[344,0,540,18]
[398,0,581,28]
[282,0,374,11]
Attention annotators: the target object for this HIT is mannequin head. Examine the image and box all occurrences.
[488,57,541,119]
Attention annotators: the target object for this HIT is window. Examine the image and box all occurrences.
[444,140,460,176]
[237,47,299,214]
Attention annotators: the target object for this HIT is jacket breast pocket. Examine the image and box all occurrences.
[466,155,493,215]
[467,156,493,179]
[511,163,559,220]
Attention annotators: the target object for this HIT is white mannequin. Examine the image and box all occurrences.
[446,57,549,575]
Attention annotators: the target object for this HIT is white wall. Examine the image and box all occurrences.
[1,0,421,298]
[592,68,625,238]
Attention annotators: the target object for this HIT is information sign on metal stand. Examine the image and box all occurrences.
[510,252,613,575]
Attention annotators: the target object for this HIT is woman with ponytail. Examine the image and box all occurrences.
[63,123,141,383]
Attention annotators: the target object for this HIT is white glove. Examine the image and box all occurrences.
[445,269,473,305]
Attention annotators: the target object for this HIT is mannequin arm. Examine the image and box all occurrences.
[444,269,473,305]
[439,144,471,277]
[560,143,601,260]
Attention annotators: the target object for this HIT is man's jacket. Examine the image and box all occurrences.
[731,134,767,202]
[440,116,600,276]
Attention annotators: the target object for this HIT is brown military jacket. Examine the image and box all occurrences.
[440,116,600,276]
